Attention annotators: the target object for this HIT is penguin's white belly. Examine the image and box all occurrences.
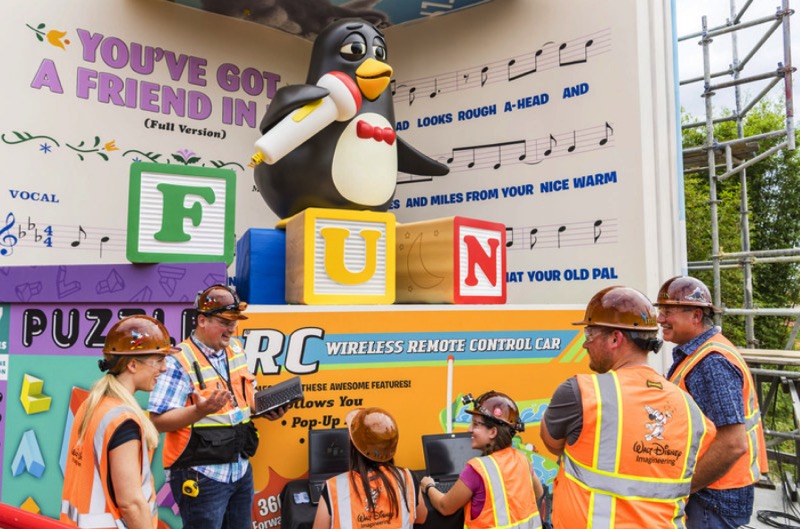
[332,113,397,206]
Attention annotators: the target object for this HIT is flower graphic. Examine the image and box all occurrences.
[104,140,119,152]
[172,149,201,165]
[46,30,69,50]
[27,23,70,49]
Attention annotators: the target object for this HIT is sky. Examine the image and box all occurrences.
[674,0,797,122]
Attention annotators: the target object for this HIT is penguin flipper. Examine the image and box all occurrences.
[259,85,331,133]
[397,137,450,176]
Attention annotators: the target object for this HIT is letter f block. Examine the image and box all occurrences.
[126,163,235,264]
[396,216,506,304]
[285,208,395,304]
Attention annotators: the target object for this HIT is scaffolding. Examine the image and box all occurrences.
[678,0,798,481]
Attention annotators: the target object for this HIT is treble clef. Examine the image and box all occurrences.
[0,212,18,256]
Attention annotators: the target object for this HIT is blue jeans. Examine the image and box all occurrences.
[685,497,750,529]
[169,466,254,529]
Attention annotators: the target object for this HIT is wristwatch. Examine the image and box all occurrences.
[424,482,436,496]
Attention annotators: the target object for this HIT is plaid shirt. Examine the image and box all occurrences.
[148,334,249,483]
[668,326,753,518]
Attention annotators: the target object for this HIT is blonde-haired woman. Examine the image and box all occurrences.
[61,315,179,529]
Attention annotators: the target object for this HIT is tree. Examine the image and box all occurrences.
[681,100,800,350]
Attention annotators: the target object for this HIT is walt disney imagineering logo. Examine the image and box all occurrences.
[632,404,683,466]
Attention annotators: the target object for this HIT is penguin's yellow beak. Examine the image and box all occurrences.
[355,58,393,101]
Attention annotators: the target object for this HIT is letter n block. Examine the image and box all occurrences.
[127,163,236,264]
[285,208,395,304]
[396,216,506,304]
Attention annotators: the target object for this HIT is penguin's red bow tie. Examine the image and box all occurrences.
[356,120,396,145]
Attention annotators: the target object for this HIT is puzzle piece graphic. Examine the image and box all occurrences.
[20,374,52,415]
[20,497,40,514]
[12,430,45,478]
[157,482,180,515]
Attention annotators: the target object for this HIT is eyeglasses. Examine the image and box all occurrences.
[471,419,491,429]
[657,308,694,318]
[136,356,166,369]
[212,316,238,329]
[583,327,609,343]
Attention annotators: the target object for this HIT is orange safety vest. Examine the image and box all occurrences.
[553,366,715,529]
[464,447,541,529]
[668,332,769,489]
[327,467,417,529]
[162,337,256,469]
[61,396,157,529]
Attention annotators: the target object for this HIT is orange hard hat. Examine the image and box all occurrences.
[655,276,719,311]
[573,286,658,330]
[102,315,180,356]
[464,391,524,432]
[196,285,248,321]
[346,407,399,462]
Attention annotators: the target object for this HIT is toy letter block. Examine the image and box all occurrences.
[235,229,286,305]
[396,216,506,304]
[286,208,395,304]
[127,163,236,264]
[20,374,52,415]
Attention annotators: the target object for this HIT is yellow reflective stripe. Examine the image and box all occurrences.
[562,466,691,502]
[612,372,623,474]
[591,375,603,470]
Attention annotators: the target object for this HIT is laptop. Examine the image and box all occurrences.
[307,428,351,504]
[252,376,304,417]
[422,432,481,493]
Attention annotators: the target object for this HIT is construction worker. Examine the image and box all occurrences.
[61,315,179,529]
[541,286,717,528]
[421,391,543,529]
[312,407,427,529]
[656,276,768,529]
[148,284,287,529]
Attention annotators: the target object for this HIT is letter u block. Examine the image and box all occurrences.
[285,208,395,304]
[396,216,506,304]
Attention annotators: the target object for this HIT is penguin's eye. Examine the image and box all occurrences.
[340,35,367,61]
[373,45,387,61]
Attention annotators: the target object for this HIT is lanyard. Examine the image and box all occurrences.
[190,335,239,407]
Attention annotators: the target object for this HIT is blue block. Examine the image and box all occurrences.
[12,430,45,479]
[235,229,286,305]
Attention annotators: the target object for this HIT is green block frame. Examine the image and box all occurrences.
[127,162,236,264]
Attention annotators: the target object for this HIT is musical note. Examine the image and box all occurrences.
[505,227,514,248]
[429,78,440,98]
[71,225,87,248]
[544,134,557,157]
[593,220,603,243]
[529,228,538,249]
[99,235,110,257]
[599,122,614,146]
[0,212,18,256]
[568,130,577,153]
[559,39,594,67]
[502,218,619,252]
[408,86,416,106]
[392,28,611,105]
[390,79,397,96]
[507,47,546,82]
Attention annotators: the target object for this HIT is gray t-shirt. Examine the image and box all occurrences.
[543,377,583,445]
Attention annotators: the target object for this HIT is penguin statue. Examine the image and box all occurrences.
[253,18,449,221]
